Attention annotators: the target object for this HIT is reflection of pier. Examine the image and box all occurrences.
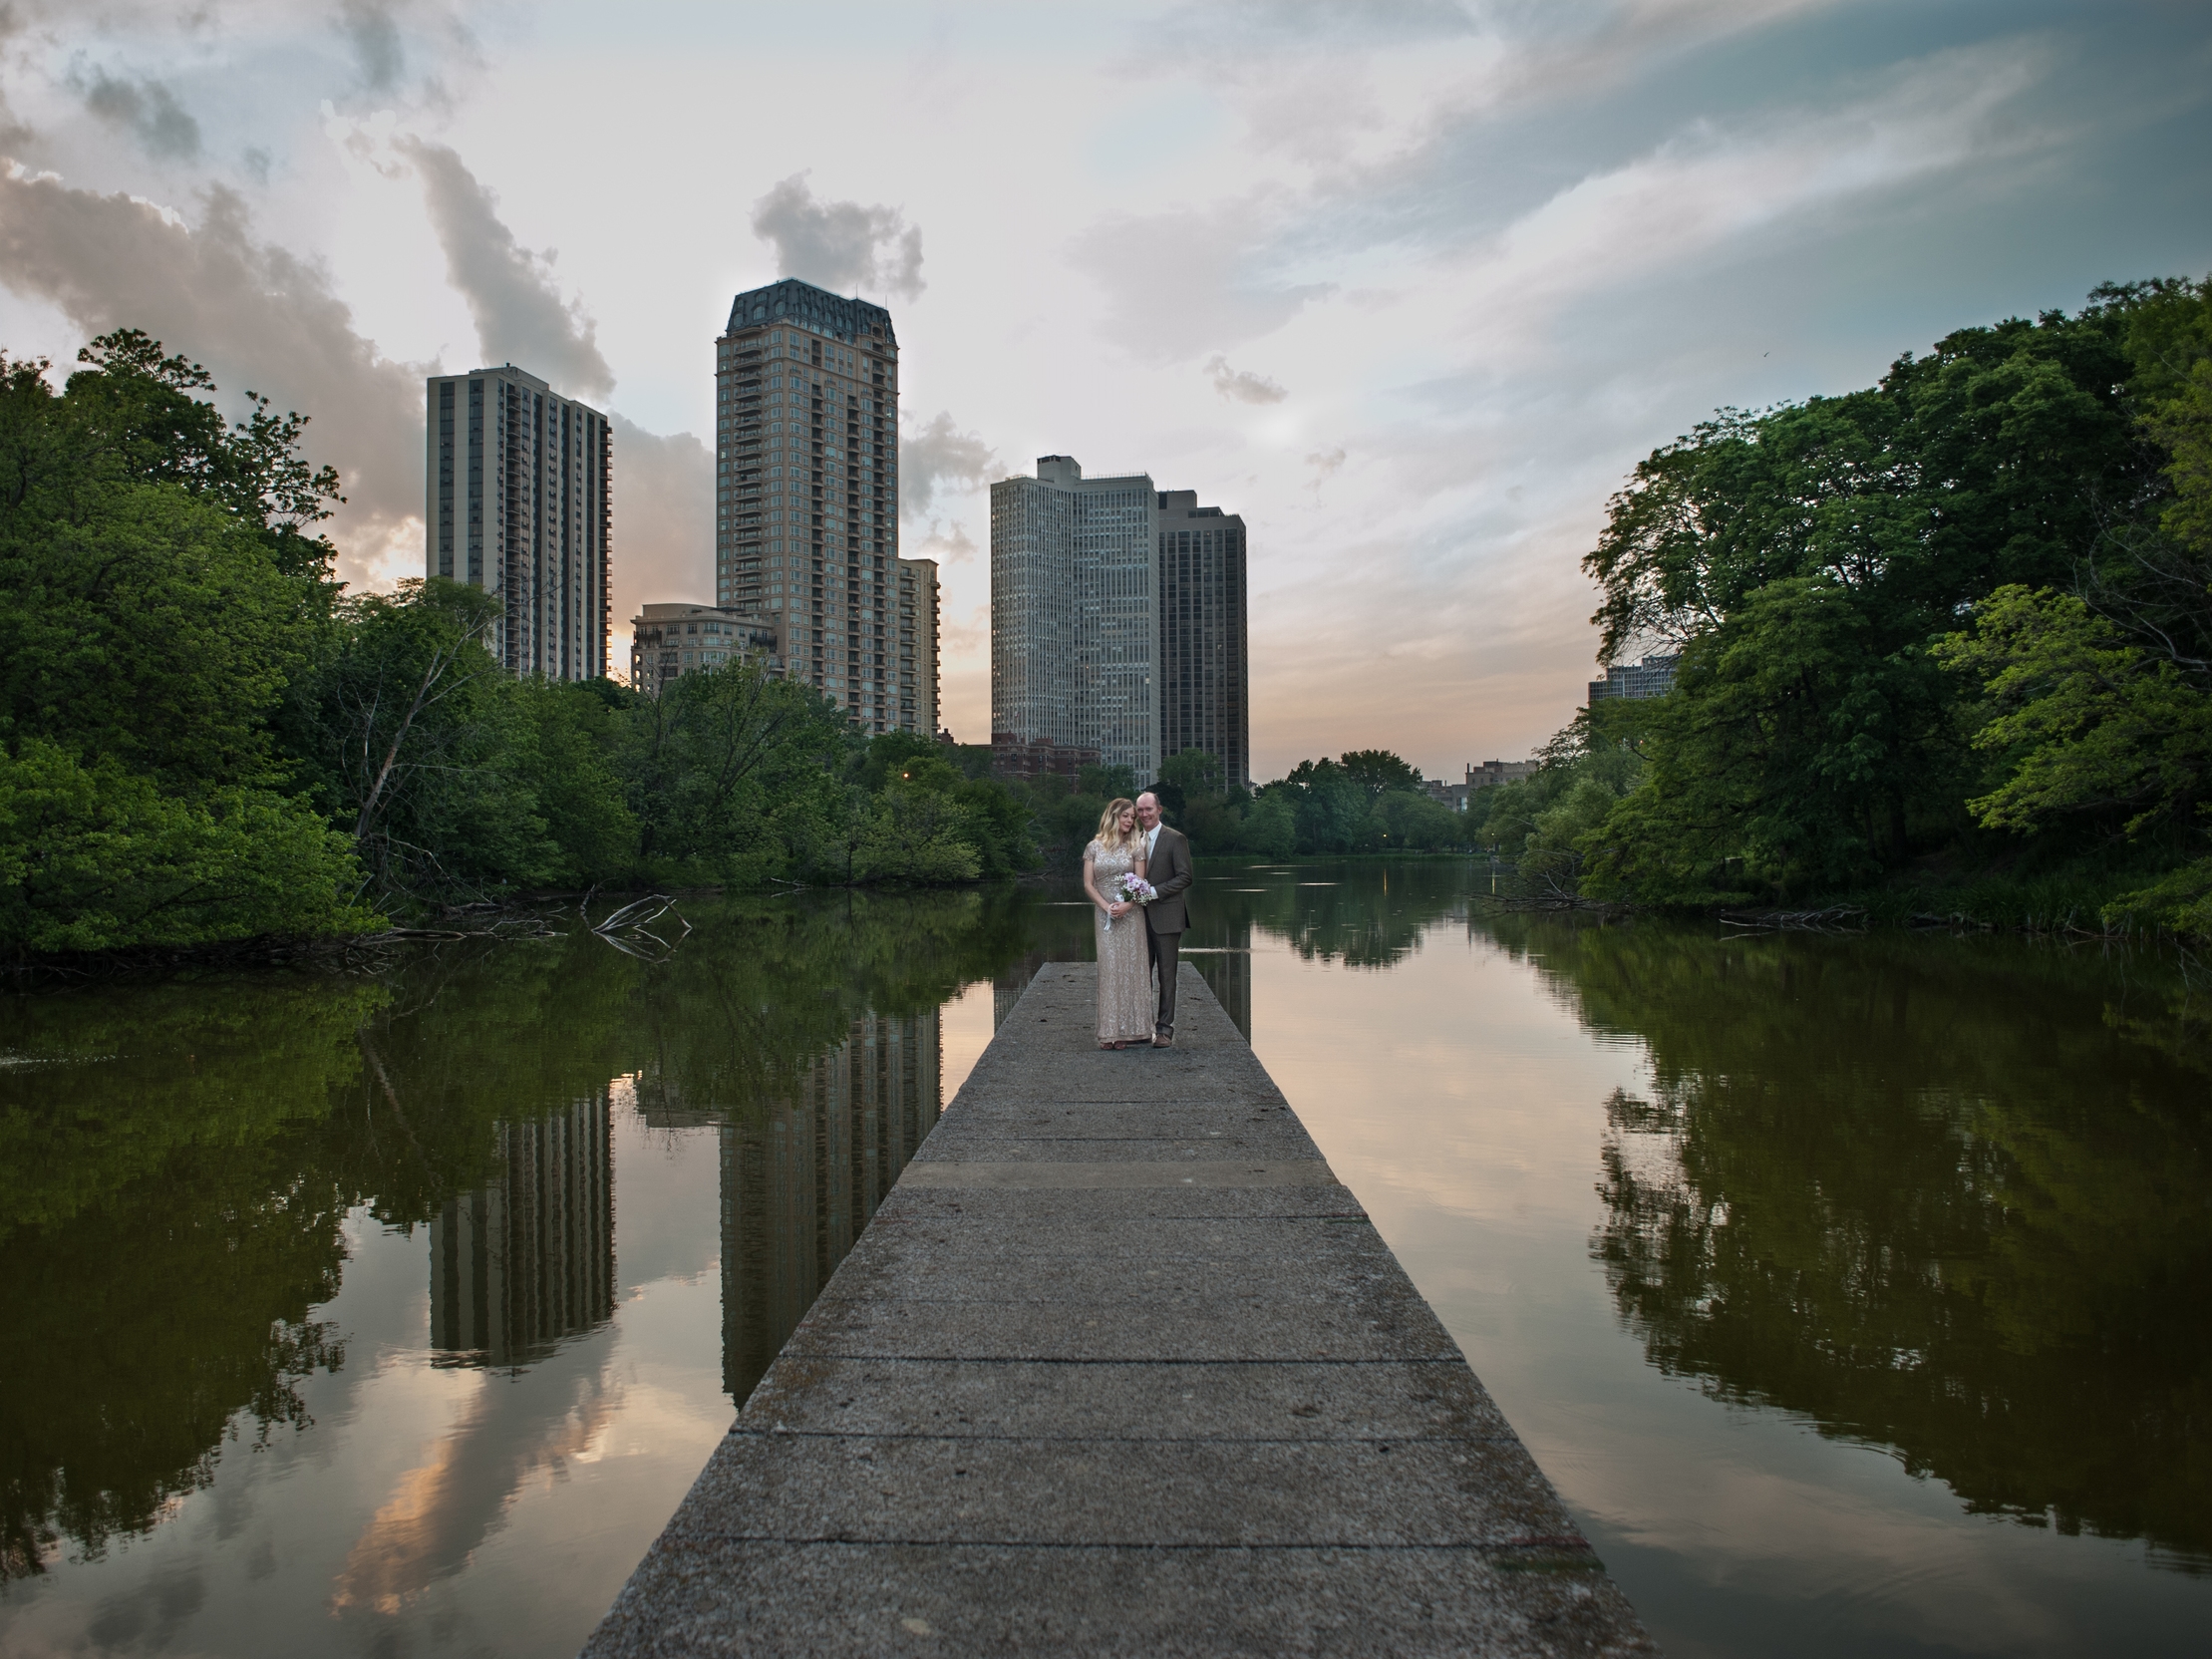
[719,1009,940,1405]
[584,966,1653,1654]
[1188,920,1252,1041]
[430,1092,615,1368]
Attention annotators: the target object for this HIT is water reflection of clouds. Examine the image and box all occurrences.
[1245,893,2212,1653]
[331,1350,620,1616]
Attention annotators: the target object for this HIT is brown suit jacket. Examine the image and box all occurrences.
[1143,824,1194,934]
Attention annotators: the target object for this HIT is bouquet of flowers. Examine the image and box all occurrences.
[1104,872,1157,929]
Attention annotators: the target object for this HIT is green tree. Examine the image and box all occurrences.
[624,656,846,876]
[0,343,369,953]
[1273,759,1368,853]
[1339,749,1423,802]
[1574,289,2180,903]
[1236,791,1296,855]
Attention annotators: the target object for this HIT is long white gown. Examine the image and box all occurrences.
[1088,838,1154,1043]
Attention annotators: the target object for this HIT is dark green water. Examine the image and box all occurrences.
[2,863,2206,1656]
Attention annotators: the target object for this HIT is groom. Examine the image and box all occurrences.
[1133,791,1193,1048]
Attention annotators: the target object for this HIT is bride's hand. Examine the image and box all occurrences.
[1108,901,1130,918]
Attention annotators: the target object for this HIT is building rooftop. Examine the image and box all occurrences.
[723,278,898,348]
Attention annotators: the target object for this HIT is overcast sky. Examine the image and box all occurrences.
[2,1,2206,779]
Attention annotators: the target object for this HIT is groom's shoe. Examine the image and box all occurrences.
[1152,1027,1173,1048]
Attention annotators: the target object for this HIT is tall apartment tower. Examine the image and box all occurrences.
[715,278,924,735]
[425,364,611,680]
[896,556,940,737]
[990,457,1250,789]
[1156,489,1250,791]
[989,457,1160,780]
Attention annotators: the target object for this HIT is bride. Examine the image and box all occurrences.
[1083,798,1153,1049]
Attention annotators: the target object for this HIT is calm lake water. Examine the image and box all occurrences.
[3,860,2207,1657]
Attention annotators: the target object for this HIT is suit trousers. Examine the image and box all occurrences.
[1146,926,1182,1033]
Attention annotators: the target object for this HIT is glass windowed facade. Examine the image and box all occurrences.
[1156,491,1250,793]
[990,457,1159,781]
[990,459,1250,791]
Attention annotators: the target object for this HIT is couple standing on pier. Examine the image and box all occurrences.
[1083,791,1193,1050]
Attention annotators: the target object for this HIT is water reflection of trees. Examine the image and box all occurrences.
[1193,857,1479,971]
[1488,916,2212,1568]
[0,886,1042,1579]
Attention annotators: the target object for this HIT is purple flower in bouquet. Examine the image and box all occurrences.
[1103,871,1157,929]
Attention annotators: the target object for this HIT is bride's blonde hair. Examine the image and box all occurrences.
[1095,797,1138,850]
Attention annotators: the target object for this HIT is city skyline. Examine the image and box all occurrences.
[0,5,2204,778]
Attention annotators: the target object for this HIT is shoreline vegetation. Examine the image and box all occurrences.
[1469,276,2212,947]
[7,275,2210,969]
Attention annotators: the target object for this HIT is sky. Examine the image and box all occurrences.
[1,1,2206,782]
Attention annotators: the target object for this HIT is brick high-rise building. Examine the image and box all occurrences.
[425,364,611,679]
[714,279,925,735]
[895,556,940,738]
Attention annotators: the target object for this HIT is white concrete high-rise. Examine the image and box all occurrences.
[990,457,1250,790]
[715,279,925,736]
[425,364,611,680]
[990,457,1159,780]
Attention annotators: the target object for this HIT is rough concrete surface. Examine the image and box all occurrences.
[580,964,1658,1657]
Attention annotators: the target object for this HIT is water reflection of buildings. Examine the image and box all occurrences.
[1192,922,1253,1041]
[719,1008,940,1405]
[430,1092,615,1369]
[994,945,1056,1027]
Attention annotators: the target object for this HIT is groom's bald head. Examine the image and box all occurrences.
[1134,793,1161,829]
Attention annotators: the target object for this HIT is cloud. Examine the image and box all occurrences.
[400,139,613,400]
[338,0,407,93]
[750,173,925,302]
[0,166,426,589]
[907,518,979,569]
[898,410,996,518]
[607,415,713,628]
[1148,0,1478,65]
[74,67,201,161]
[1206,354,1287,403]
[1447,41,2051,328]
[1072,197,1333,361]
[1305,445,1346,498]
[384,139,709,651]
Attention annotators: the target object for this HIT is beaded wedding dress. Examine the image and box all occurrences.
[1088,838,1154,1044]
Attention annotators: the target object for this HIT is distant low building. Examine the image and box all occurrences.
[990,734,1101,784]
[1588,654,1680,704]
[1424,779,1470,813]
[1455,760,1538,806]
[630,603,782,697]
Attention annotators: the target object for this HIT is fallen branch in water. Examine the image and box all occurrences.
[591,894,692,961]
[1719,906,1869,933]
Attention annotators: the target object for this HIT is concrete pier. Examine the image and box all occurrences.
[581,965,1656,1656]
